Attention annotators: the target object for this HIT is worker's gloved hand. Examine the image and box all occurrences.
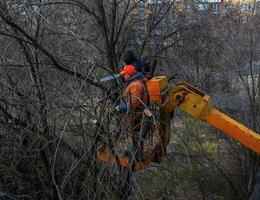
[115,103,128,112]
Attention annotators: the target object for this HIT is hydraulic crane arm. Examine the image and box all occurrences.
[205,108,260,153]
[146,76,260,154]
[97,75,260,171]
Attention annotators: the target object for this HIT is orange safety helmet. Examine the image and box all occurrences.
[120,65,137,76]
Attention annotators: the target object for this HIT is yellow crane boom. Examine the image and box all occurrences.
[146,76,260,154]
[206,108,260,154]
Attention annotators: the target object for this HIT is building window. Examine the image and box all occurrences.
[256,1,260,13]
[196,3,208,11]
[224,3,234,11]
[241,3,252,11]
[212,4,219,13]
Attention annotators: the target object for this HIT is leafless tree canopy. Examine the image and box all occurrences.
[0,0,259,199]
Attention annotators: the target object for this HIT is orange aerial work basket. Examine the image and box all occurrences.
[97,76,171,171]
[97,108,166,171]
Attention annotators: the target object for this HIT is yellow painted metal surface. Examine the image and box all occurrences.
[178,92,211,120]
[206,108,260,154]
[168,82,260,154]
[159,107,172,154]
[167,82,212,120]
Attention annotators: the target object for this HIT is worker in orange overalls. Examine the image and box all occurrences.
[115,65,148,162]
